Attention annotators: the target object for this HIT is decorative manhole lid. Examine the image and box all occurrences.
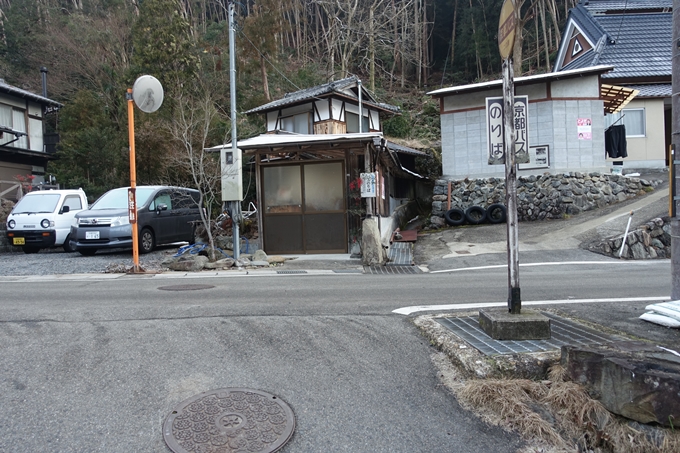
[158,284,216,291]
[163,388,295,453]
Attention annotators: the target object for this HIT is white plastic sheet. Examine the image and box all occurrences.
[640,300,680,328]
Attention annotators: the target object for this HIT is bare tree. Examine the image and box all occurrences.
[165,81,232,262]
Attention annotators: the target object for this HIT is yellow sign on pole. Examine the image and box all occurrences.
[498,0,516,60]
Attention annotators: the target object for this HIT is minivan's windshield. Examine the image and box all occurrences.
[12,193,61,214]
[91,187,156,209]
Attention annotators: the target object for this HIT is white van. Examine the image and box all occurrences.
[6,189,88,253]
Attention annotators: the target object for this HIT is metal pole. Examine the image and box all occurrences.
[229,2,240,260]
[672,1,680,299]
[358,79,363,133]
[503,57,521,313]
[127,88,141,272]
[618,211,634,258]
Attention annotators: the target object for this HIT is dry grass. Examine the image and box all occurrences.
[457,379,565,447]
[453,364,680,453]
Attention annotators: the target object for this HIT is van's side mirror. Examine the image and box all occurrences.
[156,203,168,213]
[60,205,70,214]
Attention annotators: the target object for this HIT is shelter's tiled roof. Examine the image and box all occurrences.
[581,0,672,14]
[570,5,607,41]
[381,139,427,156]
[560,49,599,72]
[244,76,400,115]
[0,78,62,107]
[557,1,671,80]
[624,83,672,97]
[595,13,671,79]
[211,132,425,156]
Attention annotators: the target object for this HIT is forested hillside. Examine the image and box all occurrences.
[0,0,574,198]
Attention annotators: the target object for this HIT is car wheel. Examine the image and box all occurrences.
[78,249,97,256]
[140,228,155,254]
[22,247,40,254]
[465,206,487,225]
[444,208,465,226]
[62,235,75,252]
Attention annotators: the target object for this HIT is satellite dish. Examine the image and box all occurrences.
[132,75,164,113]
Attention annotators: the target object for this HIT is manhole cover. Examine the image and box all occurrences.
[163,388,295,453]
[158,284,216,291]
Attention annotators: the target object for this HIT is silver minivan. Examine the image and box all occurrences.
[70,186,201,256]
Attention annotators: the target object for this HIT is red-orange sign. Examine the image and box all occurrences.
[498,0,516,60]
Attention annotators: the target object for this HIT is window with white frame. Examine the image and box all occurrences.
[12,109,28,148]
[604,108,645,137]
[279,112,310,134]
[0,103,29,148]
[0,104,12,130]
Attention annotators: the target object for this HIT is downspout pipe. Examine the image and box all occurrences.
[358,79,363,133]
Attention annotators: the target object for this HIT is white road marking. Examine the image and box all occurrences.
[392,296,671,315]
[430,260,666,274]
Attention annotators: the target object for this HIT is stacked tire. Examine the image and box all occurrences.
[443,204,507,226]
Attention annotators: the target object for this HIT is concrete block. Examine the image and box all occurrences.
[478,308,551,340]
[562,341,680,427]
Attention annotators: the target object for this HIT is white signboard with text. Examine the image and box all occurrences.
[360,172,377,198]
[486,95,530,165]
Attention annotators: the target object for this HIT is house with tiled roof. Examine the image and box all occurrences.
[0,76,62,199]
[554,0,672,169]
[212,76,426,258]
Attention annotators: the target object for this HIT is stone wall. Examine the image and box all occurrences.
[587,217,671,260]
[429,172,661,228]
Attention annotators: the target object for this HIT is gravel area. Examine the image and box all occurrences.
[0,245,182,276]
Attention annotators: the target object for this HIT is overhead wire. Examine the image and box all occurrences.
[235,26,302,93]
[614,0,629,44]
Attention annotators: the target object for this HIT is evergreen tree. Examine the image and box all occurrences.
[130,0,199,98]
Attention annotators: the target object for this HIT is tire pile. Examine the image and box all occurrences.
[443,204,507,226]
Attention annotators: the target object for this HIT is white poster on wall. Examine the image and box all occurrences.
[577,118,592,140]
[518,145,550,170]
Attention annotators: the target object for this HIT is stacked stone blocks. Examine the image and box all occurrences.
[430,172,658,227]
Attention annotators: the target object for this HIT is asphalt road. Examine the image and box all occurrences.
[0,259,676,453]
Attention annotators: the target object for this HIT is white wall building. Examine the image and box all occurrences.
[428,66,636,180]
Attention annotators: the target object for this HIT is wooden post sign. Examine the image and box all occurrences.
[498,0,522,314]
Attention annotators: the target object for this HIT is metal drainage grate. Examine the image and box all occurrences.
[387,242,413,266]
[333,269,363,274]
[158,284,216,291]
[163,388,295,453]
[364,265,422,275]
[436,312,622,356]
[276,270,307,274]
